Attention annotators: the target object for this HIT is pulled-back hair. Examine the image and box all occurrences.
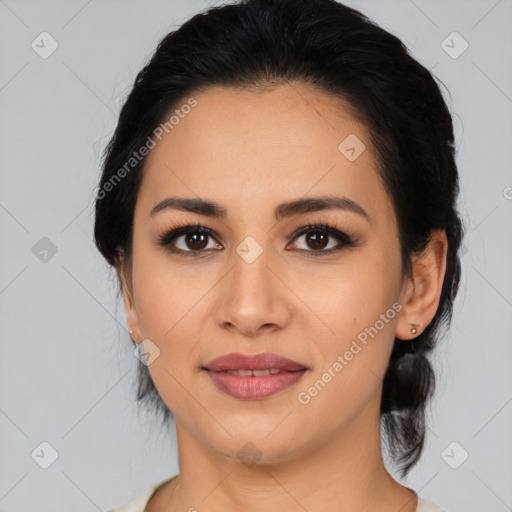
[94,0,464,477]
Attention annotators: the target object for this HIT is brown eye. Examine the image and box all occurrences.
[304,231,329,251]
[158,224,222,256]
[184,232,209,250]
[289,223,357,257]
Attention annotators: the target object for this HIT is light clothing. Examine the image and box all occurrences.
[105,474,445,512]
[106,475,178,512]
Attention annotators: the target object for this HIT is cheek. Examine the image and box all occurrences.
[313,279,398,373]
[293,251,398,337]
[297,301,397,428]
[132,246,215,339]
[296,256,400,408]
[132,263,207,414]
[129,253,211,398]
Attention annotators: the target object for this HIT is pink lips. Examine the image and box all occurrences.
[204,352,307,372]
[203,352,308,400]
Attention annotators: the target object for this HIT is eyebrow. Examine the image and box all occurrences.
[149,195,370,223]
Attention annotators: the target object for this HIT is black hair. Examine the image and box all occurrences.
[94,0,464,477]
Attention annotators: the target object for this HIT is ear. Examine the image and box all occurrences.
[115,249,141,343]
[395,229,448,340]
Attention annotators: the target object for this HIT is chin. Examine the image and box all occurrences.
[206,425,305,466]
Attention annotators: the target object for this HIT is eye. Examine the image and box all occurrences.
[157,223,221,257]
[287,222,357,257]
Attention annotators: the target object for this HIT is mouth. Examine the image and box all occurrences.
[203,351,308,373]
[204,368,307,400]
[218,368,295,376]
[202,352,309,400]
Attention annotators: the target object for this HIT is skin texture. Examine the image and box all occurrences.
[116,82,448,512]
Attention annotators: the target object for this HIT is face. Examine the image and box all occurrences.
[119,82,414,463]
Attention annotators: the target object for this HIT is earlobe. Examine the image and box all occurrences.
[395,229,448,341]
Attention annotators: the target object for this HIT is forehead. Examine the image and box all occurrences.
[137,83,392,222]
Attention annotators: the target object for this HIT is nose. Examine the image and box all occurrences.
[215,242,293,337]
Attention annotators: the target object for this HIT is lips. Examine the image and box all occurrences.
[203,352,308,399]
[203,352,308,372]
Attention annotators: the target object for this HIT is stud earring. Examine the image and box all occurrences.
[410,323,422,335]
[129,330,133,335]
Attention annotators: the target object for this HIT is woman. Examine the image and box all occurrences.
[95,0,464,510]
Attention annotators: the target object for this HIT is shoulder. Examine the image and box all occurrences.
[416,496,446,512]
[105,474,179,512]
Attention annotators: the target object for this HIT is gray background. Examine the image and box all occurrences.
[1,0,511,510]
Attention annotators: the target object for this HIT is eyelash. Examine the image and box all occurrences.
[156,222,357,258]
